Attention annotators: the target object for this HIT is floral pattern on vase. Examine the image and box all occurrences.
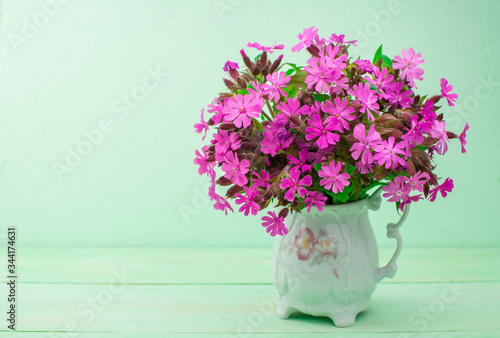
[293,227,340,279]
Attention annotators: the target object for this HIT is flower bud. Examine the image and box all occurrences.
[406,160,416,177]
[252,67,260,76]
[237,77,247,89]
[262,66,270,77]
[240,49,253,69]
[245,153,255,161]
[238,129,249,138]
[259,51,267,68]
[244,142,256,150]
[219,123,235,130]
[223,78,236,91]
[429,95,441,104]
[217,177,232,186]
[289,115,302,127]
[229,68,240,82]
[306,45,320,57]
[270,54,283,73]
[226,185,242,198]
[269,181,282,197]
[268,171,281,181]
[279,208,289,219]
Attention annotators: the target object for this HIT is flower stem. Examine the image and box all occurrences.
[265,100,275,118]
[261,110,272,121]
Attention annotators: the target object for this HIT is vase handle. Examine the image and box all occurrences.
[375,204,410,283]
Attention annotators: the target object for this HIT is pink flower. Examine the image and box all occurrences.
[288,148,312,173]
[366,66,396,98]
[374,136,407,169]
[248,81,266,101]
[293,227,315,260]
[399,194,423,211]
[303,191,327,213]
[261,211,288,237]
[221,151,250,186]
[328,70,350,95]
[280,170,312,201]
[420,99,437,124]
[207,99,224,125]
[247,42,284,54]
[235,185,261,216]
[291,26,318,52]
[405,171,429,192]
[305,114,340,149]
[223,61,239,72]
[348,82,380,121]
[326,33,357,46]
[261,116,295,156]
[318,160,351,193]
[223,94,263,128]
[307,144,335,164]
[393,47,425,88]
[350,123,382,165]
[383,175,424,210]
[212,130,241,155]
[318,44,347,70]
[193,109,208,140]
[321,97,356,132]
[194,146,215,176]
[386,81,413,108]
[440,78,458,106]
[400,115,426,157]
[276,98,309,116]
[382,176,410,202]
[459,123,469,153]
[429,120,449,155]
[355,161,373,174]
[304,57,334,93]
[354,59,374,73]
[428,178,454,202]
[213,194,234,215]
[262,72,291,103]
[252,170,270,189]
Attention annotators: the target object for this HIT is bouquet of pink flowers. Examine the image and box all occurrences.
[194,27,469,237]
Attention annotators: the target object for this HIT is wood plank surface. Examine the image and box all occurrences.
[8,247,500,284]
[0,248,498,336]
[0,283,498,334]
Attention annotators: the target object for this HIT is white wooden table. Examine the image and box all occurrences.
[1,247,499,336]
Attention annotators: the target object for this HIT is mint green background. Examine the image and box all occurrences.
[0,0,498,248]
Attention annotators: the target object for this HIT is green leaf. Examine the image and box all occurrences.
[312,93,330,102]
[285,68,295,77]
[381,55,393,68]
[237,89,248,95]
[283,85,297,97]
[284,63,303,71]
[248,82,256,91]
[260,114,266,121]
[253,119,264,131]
[395,201,402,216]
[313,163,323,172]
[373,44,383,63]
[254,53,262,62]
[325,186,351,203]
[346,164,356,175]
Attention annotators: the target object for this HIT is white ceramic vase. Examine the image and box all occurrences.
[272,189,409,327]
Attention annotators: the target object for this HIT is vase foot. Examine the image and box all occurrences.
[331,314,356,327]
[275,302,296,319]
